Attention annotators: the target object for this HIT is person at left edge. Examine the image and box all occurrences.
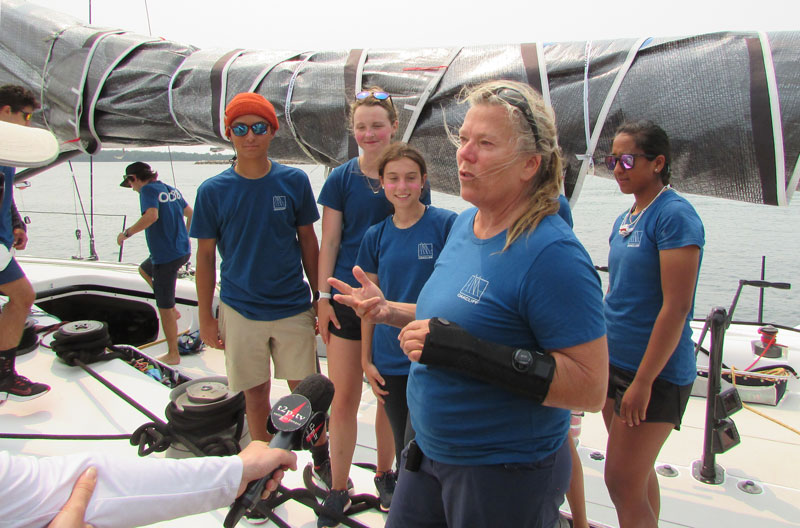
[116,162,192,366]
[0,84,50,404]
[189,94,327,470]
[0,85,32,253]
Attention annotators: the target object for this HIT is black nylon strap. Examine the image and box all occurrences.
[520,43,543,95]
[344,49,363,159]
[746,37,778,206]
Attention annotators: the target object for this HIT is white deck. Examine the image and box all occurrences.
[4,256,799,527]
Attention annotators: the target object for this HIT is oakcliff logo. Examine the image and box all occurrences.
[458,275,488,304]
[627,231,642,248]
[273,196,287,211]
[418,243,433,259]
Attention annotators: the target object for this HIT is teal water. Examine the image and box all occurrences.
[13,161,800,325]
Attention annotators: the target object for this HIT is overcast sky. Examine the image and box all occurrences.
[19,0,800,51]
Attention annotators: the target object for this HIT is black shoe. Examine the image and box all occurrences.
[243,508,269,525]
[374,471,396,512]
[317,489,352,528]
[0,374,50,402]
[311,461,354,494]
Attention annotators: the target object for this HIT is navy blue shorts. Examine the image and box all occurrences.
[386,438,571,528]
[0,256,25,286]
[140,254,190,309]
[327,298,361,340]
[607,364,693,430]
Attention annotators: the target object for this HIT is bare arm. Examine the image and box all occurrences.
[621,245,701,425]
[317,207,342,343]
[297,223,319,294]
[544,335,608,412]
[117,208,158,246]
[360,271,388,401]
[183,204,193,233]
[195,238,223,349]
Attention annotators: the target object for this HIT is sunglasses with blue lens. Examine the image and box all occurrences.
[230,122,269,137]
[355,91,390,101]
[604,153,655,171]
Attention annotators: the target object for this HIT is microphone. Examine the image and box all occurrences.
[223,373,334,527]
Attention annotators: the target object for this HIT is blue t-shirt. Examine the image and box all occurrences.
[317,157,431,291]
[0,166,14,249]
[356,206,457,375]
[410,209,606,465]
[557,194,573,228]
[190,162,320,321]
[139,181,190,264]
[604,190,704,386]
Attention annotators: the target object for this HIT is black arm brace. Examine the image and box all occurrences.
[420,317,555,403]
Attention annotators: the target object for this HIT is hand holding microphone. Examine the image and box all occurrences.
[224,373,334,527]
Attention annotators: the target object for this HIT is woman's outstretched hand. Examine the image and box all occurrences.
[328,266,391,324]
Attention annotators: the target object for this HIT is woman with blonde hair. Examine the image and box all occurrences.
[329,80,608,527]
[316,88,430,527]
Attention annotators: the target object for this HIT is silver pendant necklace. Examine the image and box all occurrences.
[618,185,671,237]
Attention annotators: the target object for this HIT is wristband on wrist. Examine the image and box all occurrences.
[318,291,332,300]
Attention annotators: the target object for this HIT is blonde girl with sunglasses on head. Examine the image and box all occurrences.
[316,87,430,527]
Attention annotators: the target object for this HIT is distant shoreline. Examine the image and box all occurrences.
[73,149,233,163]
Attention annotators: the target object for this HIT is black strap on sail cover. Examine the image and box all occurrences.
[421,317,555,403]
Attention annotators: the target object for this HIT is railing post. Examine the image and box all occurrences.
[692,306,742,484]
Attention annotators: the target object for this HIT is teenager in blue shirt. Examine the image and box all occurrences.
[117,162,192,365]
[316,88,430,526]
[190,93,321,460]
[355,143,456,511]
[0,84,49,403]
[330,80,608,528]
[602,121,704,528]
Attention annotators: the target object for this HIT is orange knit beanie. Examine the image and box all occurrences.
[224,92,279,132]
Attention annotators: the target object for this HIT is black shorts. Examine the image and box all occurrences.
[327,298,361,340]
[607,364,693,430]
[140,254,190,309]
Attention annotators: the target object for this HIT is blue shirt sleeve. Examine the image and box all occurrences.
[521,239,606,350]
[355,222,382,275]
[295,172,320,227]
[655,200,705,251]
[189,181,219,240]
[318,164,346,211]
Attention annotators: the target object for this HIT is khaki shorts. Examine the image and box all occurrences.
[219,302,317,392]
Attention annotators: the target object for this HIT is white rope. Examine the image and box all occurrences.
[284,54,319,162]
[215,50,245,139]
[401,48,461,144]
[572,37,649,206]
[536,42,552,110]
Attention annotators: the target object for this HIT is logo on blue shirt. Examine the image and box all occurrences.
[458,275,488,304]
[273,196,287,211]
[158,190,182,203]
[418,243,433,259]
[627,231,642,247]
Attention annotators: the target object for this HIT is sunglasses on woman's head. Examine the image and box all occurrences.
[604,153,654,171]
[230,122,269,137]
[19,111,32,122]
[356,91,390,101]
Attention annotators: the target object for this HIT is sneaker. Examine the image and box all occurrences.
[0,374,50,402]
[311,460,354,494]
[374,471,396,512]
[317,489,352,528]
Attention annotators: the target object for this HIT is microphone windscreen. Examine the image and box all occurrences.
[291,373,335,413]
